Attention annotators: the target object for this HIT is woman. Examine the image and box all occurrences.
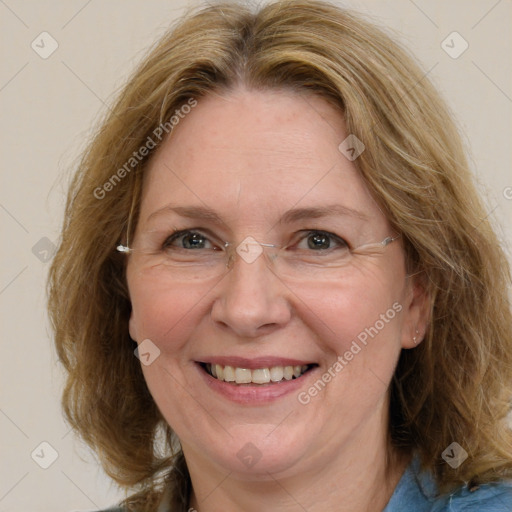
[48,1,512,511]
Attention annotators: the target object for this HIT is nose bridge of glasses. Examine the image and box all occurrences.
[225,236,280,268]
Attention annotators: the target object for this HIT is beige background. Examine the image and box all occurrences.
[1,0,511,510]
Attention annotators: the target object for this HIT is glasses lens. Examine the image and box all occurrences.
[264,239,389,281]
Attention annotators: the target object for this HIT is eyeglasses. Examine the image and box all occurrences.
[117,229,400,282]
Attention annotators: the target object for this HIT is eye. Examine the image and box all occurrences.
[295,230,349,251]
[162,229,216,250]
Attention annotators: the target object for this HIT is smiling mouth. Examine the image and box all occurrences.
[200,363,317,385]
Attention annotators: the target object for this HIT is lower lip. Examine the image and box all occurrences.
[195,363,318,405]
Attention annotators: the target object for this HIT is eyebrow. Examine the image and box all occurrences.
[147,203,369,224]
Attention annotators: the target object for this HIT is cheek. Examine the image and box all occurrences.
[287,275,407,409]
[127,271,222,350]
[292,272,404,346]
[291,278,405,425]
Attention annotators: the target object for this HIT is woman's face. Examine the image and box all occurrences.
[126,87,424,479]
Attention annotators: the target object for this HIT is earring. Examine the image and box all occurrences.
[413,328,420,344]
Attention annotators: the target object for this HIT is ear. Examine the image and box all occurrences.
[129,309,139,343]
[400,272,430,349]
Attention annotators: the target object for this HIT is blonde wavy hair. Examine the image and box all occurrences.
[48,1,512,510]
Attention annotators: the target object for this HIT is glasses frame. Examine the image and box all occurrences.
[116,233,401,273]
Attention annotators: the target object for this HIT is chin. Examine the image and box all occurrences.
[195,426,311,479]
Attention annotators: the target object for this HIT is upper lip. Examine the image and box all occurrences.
[197,356,316,370]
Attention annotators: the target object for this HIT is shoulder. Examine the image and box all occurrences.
[81,508,126,512]
[432,480,512,511]
[384,454,512,512]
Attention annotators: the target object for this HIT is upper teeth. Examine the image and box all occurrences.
[207,364,309,384]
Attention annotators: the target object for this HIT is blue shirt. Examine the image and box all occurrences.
[97,455,512,511]
[383,455,512,511]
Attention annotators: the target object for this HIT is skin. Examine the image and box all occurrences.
[126,87,430,512]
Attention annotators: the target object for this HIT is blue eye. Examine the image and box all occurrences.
[163,230,215,250]
[296,230,349,251]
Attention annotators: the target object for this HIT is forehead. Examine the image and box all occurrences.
[139,87,386,229]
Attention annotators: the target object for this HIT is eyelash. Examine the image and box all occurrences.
[161,228,349,251]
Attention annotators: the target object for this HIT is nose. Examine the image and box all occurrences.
[210,250,292,338]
